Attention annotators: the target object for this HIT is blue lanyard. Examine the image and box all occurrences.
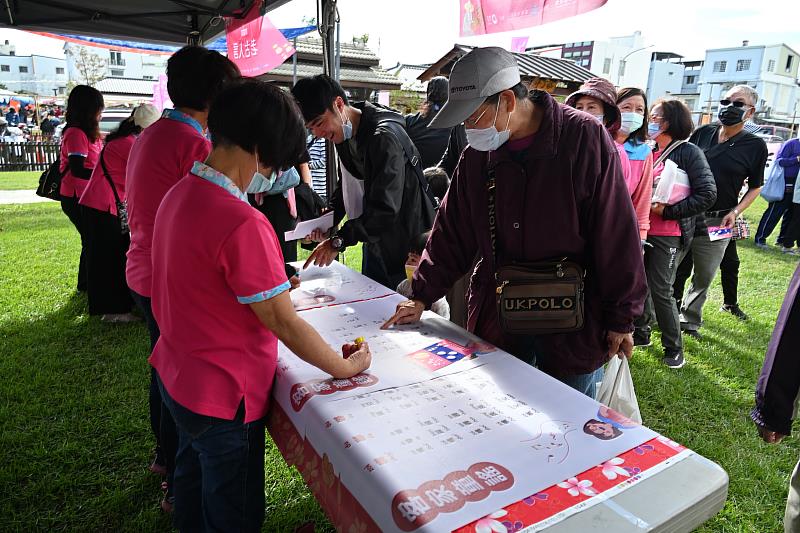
[161,108,204,136]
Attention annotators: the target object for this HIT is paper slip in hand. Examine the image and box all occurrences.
[707,226,733,241]
[285,211,334,241]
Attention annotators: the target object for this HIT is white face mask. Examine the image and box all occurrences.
[619,112,644,134]
[466,102,513,152]
[591,114,605,124]
[245,153,276,194]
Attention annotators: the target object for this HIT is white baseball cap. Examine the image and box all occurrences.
[133,103,159,129]
[428,47,521,129]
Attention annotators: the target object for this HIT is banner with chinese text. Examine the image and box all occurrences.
[225,0,295,76]
[460,0,609,37]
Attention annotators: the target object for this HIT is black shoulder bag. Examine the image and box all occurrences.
[99,147,129,234]
[36,156,65,201]
[488,168,586,335]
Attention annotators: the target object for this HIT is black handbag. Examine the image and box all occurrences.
[36,156,65,200]
[98,147,129,234]
[488,169,586,335]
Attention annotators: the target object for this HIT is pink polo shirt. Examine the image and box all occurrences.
[125,113,211,297]
[149,162,290,423]
[59,127,102,198]
[79,134,136,215]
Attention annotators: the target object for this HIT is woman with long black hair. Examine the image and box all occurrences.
[79,104,159,321]
[59,85,104,292]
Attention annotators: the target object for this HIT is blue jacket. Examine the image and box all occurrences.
[777,138,800,183]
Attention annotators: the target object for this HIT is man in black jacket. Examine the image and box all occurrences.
[292,75,434,289]
[674,85,768,335]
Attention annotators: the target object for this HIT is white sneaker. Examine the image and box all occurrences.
[101,313,141,323]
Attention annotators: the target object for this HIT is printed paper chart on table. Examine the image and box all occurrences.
[302,354,658,532]
[273,293,513,432]
[289,261,395,311]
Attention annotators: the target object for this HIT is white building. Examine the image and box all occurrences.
[531,32,652,90]
[695,41,799,127]
[64,42,169,84]
[646,53,685,103]
[0,53,68,96]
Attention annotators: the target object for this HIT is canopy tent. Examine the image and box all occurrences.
[0,0,341,194]
[0,0,299,46]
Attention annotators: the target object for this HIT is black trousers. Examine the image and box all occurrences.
[130,289,178,494]
[60,196,88,291]
[674,238,740,307]
[785,204,800,248]
[82,206,133,315]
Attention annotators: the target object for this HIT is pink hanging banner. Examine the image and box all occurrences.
[511,36,529,52]
[225,0,295,76]
[460,0,609,37]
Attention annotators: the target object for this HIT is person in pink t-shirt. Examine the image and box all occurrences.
[124,45,240,513]
[58,85,104,292]
[79,104,159,321]
[151,79,372,532]
[615,87,654,242]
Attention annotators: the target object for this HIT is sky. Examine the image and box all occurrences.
[0,0,798,68]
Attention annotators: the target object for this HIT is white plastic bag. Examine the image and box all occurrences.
[597,356,642,424]
[652,159,691,205]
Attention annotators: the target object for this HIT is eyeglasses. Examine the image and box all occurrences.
[720,99,753,109]
[464,105,489,128]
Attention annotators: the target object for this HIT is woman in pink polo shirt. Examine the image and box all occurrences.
[79,104,159,321]
[124,46,240,511]
[150,79,372,531]
[59,85,104,292]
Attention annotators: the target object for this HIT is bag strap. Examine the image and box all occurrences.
[99,146,123,206]
[487,168,498,282]
[379,119,440,210]
[654,139,688,167]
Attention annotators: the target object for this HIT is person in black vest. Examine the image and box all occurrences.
[673,85,768,335]
[405,76,453,169]
[292,75,435,289]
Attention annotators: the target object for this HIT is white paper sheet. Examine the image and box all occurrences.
[290,260,394,311]
[284,211,334,241]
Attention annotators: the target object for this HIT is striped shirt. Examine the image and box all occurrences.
[307,136,327,199]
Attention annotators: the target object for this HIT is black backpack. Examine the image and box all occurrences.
[36,156,65,201]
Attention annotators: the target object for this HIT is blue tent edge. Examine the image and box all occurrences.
[55,25,316,54]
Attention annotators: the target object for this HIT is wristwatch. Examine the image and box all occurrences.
[330,235,345,251]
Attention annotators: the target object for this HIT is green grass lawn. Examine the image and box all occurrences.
[0,170,40,191]
[1,198,799,532]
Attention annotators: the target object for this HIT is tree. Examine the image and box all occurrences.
[352,33,369,46]
[65,45,107,87]
[0,83,7,91]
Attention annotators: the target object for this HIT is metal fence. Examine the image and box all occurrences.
[0,141,58,171]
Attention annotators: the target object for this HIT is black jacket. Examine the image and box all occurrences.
[659,141,717,244]
[404,110,451,169]
[332,101,434,287]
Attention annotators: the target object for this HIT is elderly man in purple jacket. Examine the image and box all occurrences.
[751,264,800,531]
[383,47,647,399]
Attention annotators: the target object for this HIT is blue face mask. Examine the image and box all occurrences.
[647,123,662,138]
[245,155,277,194]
